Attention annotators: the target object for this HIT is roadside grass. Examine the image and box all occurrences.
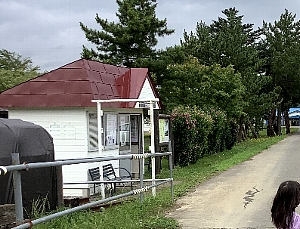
[34,128,298,229]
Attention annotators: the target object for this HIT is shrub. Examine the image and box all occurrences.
[224,120,238,150]
[171,106,212,166]
[207,108,227,154]
[171,106,237,166]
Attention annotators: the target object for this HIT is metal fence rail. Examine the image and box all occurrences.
[13,180,171,229]
[0,152,173,228]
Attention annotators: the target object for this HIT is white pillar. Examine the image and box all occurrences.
[149,100,156,196]
[97,102,105,199]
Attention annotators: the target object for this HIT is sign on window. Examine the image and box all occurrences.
[106,114,117,146]
[159,119,169,143]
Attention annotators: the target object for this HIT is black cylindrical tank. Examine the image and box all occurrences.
[0,118,58,217]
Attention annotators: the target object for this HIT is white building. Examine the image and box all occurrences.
[0,59,161,197]
[289,109,300,126]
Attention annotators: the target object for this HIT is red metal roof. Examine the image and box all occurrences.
[0,59,159,108]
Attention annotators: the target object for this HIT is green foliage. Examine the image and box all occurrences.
[0,69,38,92]
[0,49,40,92]
[137,45,188,87]
[171,105,237,166]
[171,106,212,166]
[30,195,50,219]
[0,49,39,72]
[224,120,238,150]
[182,8,262,76]
[207,107,229,154]
[80,0,174,67]
[35,194,178,229]
[261,9,300,111]
[162,57,245,117]
[181,8,277,125]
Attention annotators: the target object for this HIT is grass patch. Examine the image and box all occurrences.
[144,133,151,152]
[35,128,298,229]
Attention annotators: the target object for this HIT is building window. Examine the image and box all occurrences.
[88,113,98,152]
[88,112,140,151]
[119,114,130,151]
[104,113,118,148]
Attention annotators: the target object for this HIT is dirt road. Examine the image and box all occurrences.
[167,130,300,228]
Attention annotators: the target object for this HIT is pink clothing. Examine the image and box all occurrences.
[291,212,300,229]
[279,212,300,229]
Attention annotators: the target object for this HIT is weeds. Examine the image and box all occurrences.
[28,195,50,219]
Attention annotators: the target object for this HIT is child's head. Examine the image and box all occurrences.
[271,180,300,229]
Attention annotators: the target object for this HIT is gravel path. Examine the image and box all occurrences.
[167,130,300,228]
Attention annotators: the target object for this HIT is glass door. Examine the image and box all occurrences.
[119,114,142,177]
[119,114,130,151]
[129,115,142,176]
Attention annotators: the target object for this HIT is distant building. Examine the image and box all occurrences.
[288,110,300,126]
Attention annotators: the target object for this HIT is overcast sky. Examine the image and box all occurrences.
[1,0,299,72]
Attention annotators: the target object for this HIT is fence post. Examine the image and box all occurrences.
[139,158,144,203]
[56,165,64,207]
[11,153,24,224]
[169,153,174,202]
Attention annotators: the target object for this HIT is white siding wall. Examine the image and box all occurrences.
[8,108,144,197]
[9,108,91,197]
[135,78,159,108]
[9,109,87,158]
[137,78,155,99]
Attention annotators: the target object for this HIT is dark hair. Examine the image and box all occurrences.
[271,181,300,229]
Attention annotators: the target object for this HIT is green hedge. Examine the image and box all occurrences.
[171,106,237,166]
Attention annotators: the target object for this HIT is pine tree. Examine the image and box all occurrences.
[181,8,279,140]
[261,9,300,135]
[80,0,174,67]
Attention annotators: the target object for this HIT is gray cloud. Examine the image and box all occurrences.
[0,0,299,71]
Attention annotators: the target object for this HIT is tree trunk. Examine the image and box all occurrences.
[277,104,282,136]
[267,108,276,137]
[244,122,248,138]
[237,117,244,142]
[284,110,290,134]
[247,119,258,138]
[242,124,247,140]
